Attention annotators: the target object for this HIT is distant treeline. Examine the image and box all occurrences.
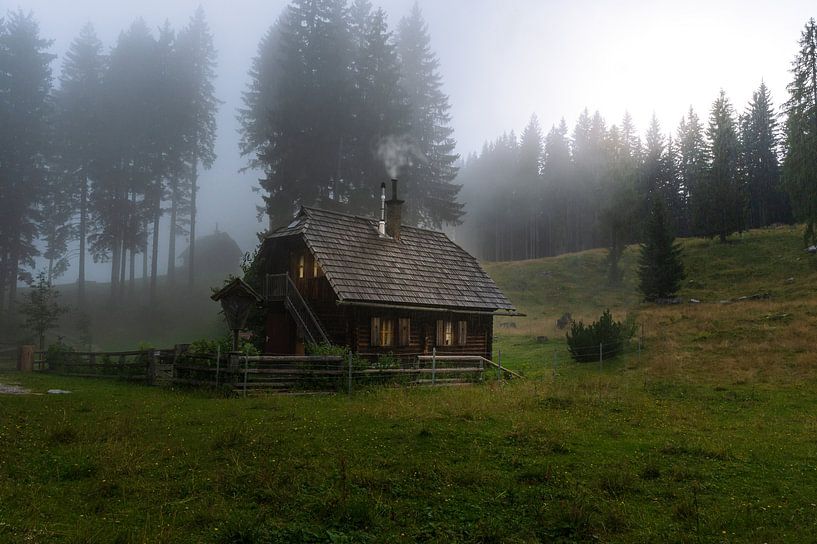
[458,19,817,263]
[0,8,218,315]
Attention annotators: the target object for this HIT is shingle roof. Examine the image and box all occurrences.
[266,207,515,313]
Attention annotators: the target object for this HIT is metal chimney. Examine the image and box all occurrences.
[378,182,387,236]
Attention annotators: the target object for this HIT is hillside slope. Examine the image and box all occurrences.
[486,225,817,384]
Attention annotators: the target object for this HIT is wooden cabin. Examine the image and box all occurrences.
[259,181,517,360]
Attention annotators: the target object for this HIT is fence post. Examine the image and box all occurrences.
[17,345,34,372]
[431,347,437,386]
[497,349,502,381]
[146,350,156,386]
[347,352,353,395]
[479,357,484,382]
[243,356,249,398]
[215,346,221,387]
[599,343,603,370]
[552,349,557,379]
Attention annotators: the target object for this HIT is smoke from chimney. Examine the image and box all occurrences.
[376,135,425,178]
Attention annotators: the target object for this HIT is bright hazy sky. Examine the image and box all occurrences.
[8,0,815,281]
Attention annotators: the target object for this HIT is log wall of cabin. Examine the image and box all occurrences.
[351,307,493,361]
[263,235,496,360]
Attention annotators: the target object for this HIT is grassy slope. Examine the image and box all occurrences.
[2,226,817,543]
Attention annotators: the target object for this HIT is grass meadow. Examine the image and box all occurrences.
[2,226,817,542]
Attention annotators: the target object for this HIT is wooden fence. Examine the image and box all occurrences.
[0,347,17,371]
[31,346,520,395]
[34,349,157,383]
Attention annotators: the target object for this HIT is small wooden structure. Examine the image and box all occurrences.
[259,180,518,359]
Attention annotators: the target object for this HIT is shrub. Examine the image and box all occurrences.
[188,334,258,357]
[46,342,78,372]
[566,309,634,362]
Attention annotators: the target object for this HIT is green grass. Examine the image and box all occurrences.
[3,226,817,542]
[2,371,816,542]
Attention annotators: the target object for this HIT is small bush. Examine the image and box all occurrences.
[566,309,634,362]
[46,342,78,372]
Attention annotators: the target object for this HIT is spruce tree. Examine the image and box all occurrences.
[0,11,54,314]
[783,18,817,244]
[741,81,790,228]
[19,271,66,351]
[347,5,410,211]
[396,2,462,227]
[701,90,745,242]
[54,23,106,308]
[677,107,707,235]
[240,0,355,226]
[176,7,218,287]
[638,198,685,301]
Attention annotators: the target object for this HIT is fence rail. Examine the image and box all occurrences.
[23,345,524,395]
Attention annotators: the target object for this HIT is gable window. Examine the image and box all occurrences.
[312,258,321,278]
[297,254,305,279]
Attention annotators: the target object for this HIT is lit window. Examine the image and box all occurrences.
[297,254,305,279]
[371,317,394,347]
[436,319,454,346]
[380,318,394,347]
[313,258,321,278]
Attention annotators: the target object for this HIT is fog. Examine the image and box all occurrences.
[8,0,816,282]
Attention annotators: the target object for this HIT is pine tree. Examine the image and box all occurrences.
[240,0,355,226]
[783,18,817,244]
[741,81,790,228]
[638,198,685,301]
[677,107,707,235]
[515,114,544,259]
[396,2,462,228]
[346,5,410,211]
[0,11,55,315]
[54,23,106,308]
[177,7,218,287]
[701,90,745,242]
[19,271,66,350]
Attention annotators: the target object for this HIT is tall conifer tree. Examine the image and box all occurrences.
[55,23,105,307]
[783,18,817,244]
[700,91,745,242]
[741,81,790,228]
[0,11,54,314]
[396,2,462,227]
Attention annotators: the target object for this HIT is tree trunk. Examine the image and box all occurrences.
[142,218,149,294]
[150,193,161,306]
[119,234,127,302]
[188,159,198,287]
[167,178,177,286]
[110,228,120,304]
[0,249,8,318]
[7,241,19,314]
[78,176,87,309]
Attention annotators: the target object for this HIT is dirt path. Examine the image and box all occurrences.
[0,382,31,395]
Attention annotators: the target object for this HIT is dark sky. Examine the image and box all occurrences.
[9,0,815,281]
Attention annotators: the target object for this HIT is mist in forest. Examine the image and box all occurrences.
[0,0,815,311]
